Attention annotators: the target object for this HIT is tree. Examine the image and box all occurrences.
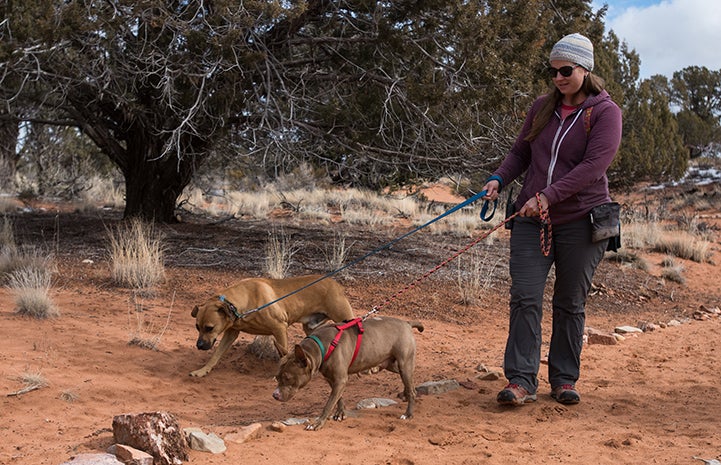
[1,1,549,220]
[671,66,721,157]
[612,75,687,186]
[0,0,636,221]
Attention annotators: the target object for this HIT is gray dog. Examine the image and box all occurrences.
[273,316,424,430]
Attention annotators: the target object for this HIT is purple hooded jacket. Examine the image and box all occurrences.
[492,90,622,225]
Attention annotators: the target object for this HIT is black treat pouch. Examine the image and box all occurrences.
[590,202,621,250]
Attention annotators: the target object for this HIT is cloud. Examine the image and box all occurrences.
[602,0,721,78]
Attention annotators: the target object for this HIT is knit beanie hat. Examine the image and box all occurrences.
[549,33,594,71]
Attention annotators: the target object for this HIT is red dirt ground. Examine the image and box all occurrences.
[1,185,720,465]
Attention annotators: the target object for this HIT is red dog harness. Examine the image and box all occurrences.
[321,318,364,367]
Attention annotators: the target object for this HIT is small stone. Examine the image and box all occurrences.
[281,417,310,426]
[476,371,501,381]
[269,422,287,432]
[225,423,262,444]
[614,325,643,334]
[186,429,226,453]
[415,379,460,396]
[588,333,618,345]
[114,444,153,465]
[356,397,398,409]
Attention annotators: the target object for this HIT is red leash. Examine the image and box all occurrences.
[365,211,521,318]
[537,192,552,257]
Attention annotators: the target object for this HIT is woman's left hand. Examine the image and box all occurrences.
[519,193,549,217]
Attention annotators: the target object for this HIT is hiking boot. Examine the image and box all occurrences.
[551,384,580,405]
[497,383,537,406]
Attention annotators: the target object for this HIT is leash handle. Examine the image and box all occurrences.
[479,196,497,222]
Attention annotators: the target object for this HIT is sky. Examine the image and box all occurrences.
[591,0,721,79]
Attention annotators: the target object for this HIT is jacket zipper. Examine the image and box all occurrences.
[547,110,584,187]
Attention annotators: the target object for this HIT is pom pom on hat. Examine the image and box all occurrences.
[549,33,594,71]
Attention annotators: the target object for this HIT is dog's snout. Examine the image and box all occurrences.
[196,339,213,350]
[272,388,282,401]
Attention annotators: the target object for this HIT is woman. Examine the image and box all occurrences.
[482,33,622,406]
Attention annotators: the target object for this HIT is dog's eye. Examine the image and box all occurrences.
[204,326,214,333]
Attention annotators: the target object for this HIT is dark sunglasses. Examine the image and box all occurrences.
[547,64,580,78]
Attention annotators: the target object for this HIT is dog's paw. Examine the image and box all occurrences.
[305,422,323,431]
[189,368,209,377]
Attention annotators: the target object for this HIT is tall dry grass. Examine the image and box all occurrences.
[9,267,60,318]
[107,218,166,291]
[127,292,174,350]
[263,228,300,279]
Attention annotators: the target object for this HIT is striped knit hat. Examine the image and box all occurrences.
[549,33,594,72]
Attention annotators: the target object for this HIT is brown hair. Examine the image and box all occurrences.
[524,73,606,142]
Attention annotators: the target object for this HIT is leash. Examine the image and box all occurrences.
[226,190,498,320]
[363,211,521,319]
[537,192,552,257]
[363,192,554,318]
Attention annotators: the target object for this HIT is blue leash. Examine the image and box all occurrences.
[230,190,496,319]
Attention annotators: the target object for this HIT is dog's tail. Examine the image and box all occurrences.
[408,321,424,333]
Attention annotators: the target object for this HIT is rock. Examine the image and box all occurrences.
[614,325,643,334]
[224,423,262,445]
[114,444,154,465]
[667,319,682,327]
[281,417,309,426]
[269,422,287,432]
[185,428,227,453]
[112,412,188,465]
[476,371,502,381]
[59,454,123,465]
[638,321,658,332]
[587,332,618,345]
[415,379,460,396]
[356,397,398,409]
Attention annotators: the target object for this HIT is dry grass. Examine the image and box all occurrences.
[9,267,59,319]
[263,228,300,279]
[59,389,80,403]
[323,231,354,275]
[652,235,713,263]
[455,248,502,305]
[127,292,174,351]
[7,370,49,396]
[660,256,686,284]
[107,218,166,291]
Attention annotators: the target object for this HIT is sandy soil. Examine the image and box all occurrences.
[1,185,720,465]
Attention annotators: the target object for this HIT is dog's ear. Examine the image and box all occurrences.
[294,344,308,367]
[191,305,199,318]
[219,302,234,318]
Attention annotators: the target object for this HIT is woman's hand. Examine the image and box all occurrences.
[482,180,500,201]
[519,193,549,217]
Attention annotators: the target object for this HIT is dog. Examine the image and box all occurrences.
[190,275,354,377]
[272,316,424,430]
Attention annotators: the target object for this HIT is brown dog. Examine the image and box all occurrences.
[272,316,423,430]
[190,275,354,377]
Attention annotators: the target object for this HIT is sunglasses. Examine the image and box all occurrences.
[547,64,580,78]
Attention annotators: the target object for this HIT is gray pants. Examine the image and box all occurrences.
[503,216,607,394]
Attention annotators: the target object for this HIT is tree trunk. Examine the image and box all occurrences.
[120,131,202,223]
[0,119,19,184]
